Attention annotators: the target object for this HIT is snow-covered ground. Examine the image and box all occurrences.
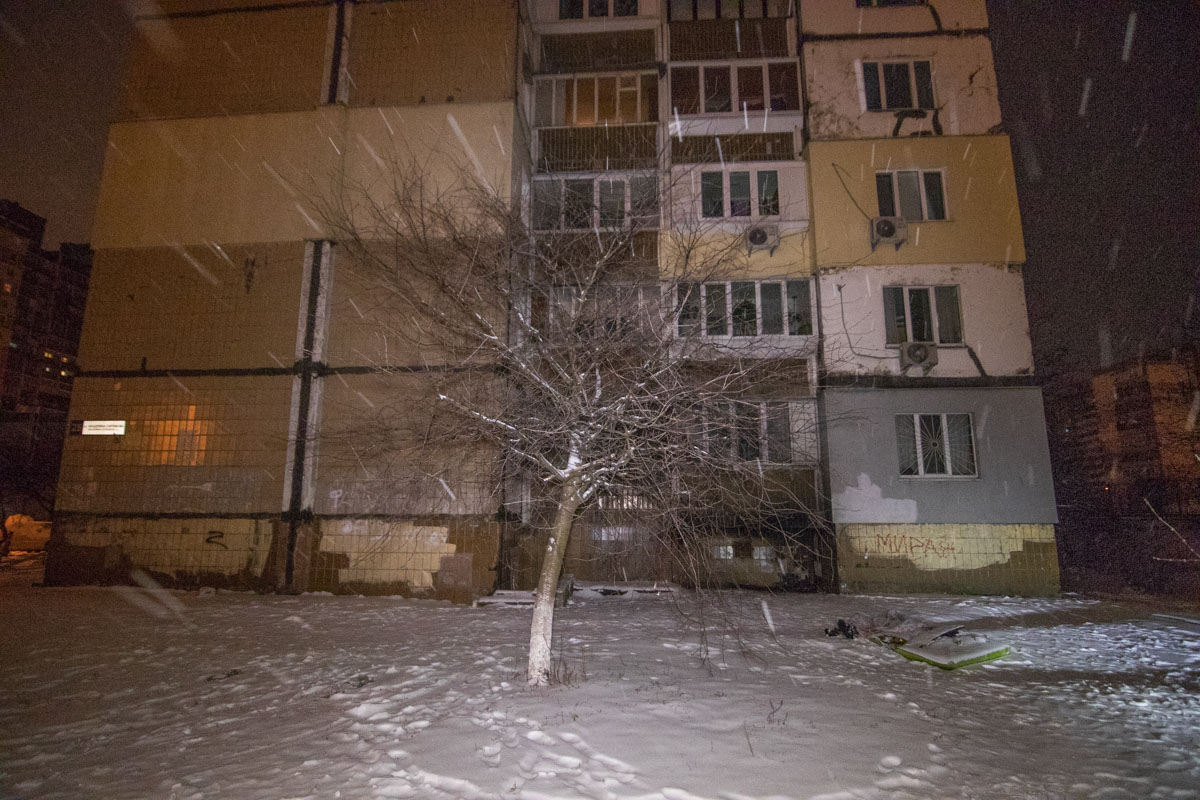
[1,554,1198,800]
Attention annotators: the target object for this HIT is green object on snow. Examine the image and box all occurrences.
[894,631,1010,670]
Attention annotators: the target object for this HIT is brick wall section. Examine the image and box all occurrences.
[837,523,1060,596]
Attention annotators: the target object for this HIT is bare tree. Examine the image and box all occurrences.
[319,152,825,685]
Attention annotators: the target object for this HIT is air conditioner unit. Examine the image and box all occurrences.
[746,224,780,255]
[870,216,908,251]
[899,341,938,370]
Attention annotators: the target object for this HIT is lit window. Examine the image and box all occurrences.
[533,71,658,127]
[712,545,734,559]
[896,413,977,477]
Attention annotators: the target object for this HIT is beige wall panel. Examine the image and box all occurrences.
[117,5,330,120]
[315,371,501,517]
[819,262,1034,377]
[804,37,1001,139]
[58,375,294,515]
[93,109,346,249]
[342,103,517,207]
[79,244,305,372]
[808,136,1025,268]
[93,103,516,250]
[800,0,988,37]
[347,0,517,108]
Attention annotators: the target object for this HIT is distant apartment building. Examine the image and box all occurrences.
[48,0,1059,597]
[1,200,92,511]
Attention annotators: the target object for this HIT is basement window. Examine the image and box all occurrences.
[896,413,977,477]
[862,60,935,111]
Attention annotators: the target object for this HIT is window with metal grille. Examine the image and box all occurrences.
[896,413,977,477]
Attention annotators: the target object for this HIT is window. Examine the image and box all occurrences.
[533,175,659,230]
[862,60,934,111]
[876,170,946,221]
[534,72,658,127]
[670,62,799,116]
[670,0,791,20]
[698,400,799,463]
[896,413,977,477]
[883,285,962,345]
[699,169,781,218]
[677,279,812,337]
[536,283,664,337]
[562,0,638,18]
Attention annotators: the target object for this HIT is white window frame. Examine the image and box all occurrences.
[676,279,813,338]
[696,398,810,465]
[860,59,935,112]
[669,61,800,117]
[698,168,782,219]
[560,0,640,20]
[882,284,963,346]
[875,169,946,221]
[668,0,793,21]
[533,71,658,128]
[895,412,978,478]
[532,174,660,231]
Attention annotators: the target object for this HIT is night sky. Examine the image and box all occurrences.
[0,0,1196,370]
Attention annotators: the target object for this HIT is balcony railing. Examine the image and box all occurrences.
[536,123,658,172]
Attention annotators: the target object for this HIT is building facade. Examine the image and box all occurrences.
[49,0,1058,597]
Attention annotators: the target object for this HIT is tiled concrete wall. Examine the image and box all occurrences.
[57,375,293,515]
[78,244,305,372]
[48,515,278,589]
[315,371,502,518]
[837,522,1060,595]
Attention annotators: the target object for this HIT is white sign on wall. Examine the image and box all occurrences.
[79,420,127,436]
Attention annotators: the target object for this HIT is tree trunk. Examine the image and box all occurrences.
[527,477,582,686]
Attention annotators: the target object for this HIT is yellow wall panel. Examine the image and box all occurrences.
[808,136,1025,268]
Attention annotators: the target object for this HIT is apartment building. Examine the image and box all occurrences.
[804,0,1058,594]
[1,201,92,514]
[48,0,1058,597]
